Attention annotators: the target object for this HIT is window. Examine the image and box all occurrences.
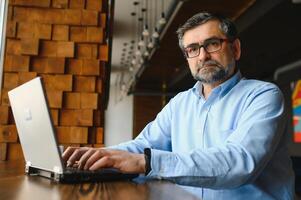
[0,0,8,91]
[292,80,301,142]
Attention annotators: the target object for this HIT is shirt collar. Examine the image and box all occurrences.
[192,70,242,99]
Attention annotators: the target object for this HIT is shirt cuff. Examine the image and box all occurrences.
[146,149,176,178]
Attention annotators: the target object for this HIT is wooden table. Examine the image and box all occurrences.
[0,161,201,200]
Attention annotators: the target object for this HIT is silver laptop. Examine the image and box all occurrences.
[8,77,138,183]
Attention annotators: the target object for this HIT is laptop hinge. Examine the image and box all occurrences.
[25,162,63,182]
[25,161,32,173]
[53,166,62,182]
[53,166,62,174]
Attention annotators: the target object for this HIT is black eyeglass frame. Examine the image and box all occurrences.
[183,38,231,58]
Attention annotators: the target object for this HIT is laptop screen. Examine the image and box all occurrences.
[8,77,64,173]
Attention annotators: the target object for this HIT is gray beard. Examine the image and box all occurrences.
[192,60,234,84]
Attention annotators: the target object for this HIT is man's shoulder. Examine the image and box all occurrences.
[173,87,195,99]
[167,87,196,107]
[238,78,281,92]
[236,78,283,100]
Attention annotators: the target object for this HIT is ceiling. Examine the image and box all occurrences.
[111,0,301,97]
[111,0,175,68]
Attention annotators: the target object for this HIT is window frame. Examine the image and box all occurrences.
[0,0,8,92]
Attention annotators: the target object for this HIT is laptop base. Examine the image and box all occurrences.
[26,165,139,183]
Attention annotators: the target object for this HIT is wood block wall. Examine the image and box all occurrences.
[0,0,108,161]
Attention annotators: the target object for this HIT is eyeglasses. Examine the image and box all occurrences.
[183,38,230,58]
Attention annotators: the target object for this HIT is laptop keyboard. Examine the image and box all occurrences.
[64,167,120,174]
[65,167,97,174]
[59,167,139,183]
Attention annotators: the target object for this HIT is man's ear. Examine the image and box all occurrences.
[232,38,241,61]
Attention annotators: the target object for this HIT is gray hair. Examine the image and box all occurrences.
[176,12,238,50]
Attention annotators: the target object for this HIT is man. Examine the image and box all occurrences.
[63,12,295,199]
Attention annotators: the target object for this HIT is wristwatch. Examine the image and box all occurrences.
[144,148,152,175]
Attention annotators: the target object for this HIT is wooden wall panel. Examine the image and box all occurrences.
[45,90,63,108]
[5,39,22,55]
[95,127,104,144]
[0,106,9,125]
[40,41,75,57]
[99,45,108,61]
[32,58,65,74]
[20,38,39,55]
[7,143,24,160]
[74,76,96,92]
[3,73,18,89]
[10,0,51,7]
[0,125,18,143]
[50,109,59,126]
[56,126,88,143]
[86,0,102,11]
[69,0,85,9]
[67,59,100,76]
[6,21,17,38]
[133,96,163,138]
[4,55,30,72]
[0,0,109,161]
[52,0,69,9]
[42,74,73,91]
[17,23,52,39]
[18,72,37,84]
[52,25,69,41]
[0,143,7,161]
[81,10,98,26]
[64,92,81,109]
[60,109,93,126]
[76,44,98,59]
[1,89,10,106]
[81,93,98,109]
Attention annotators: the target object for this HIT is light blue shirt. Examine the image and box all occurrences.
[111,71,295,200]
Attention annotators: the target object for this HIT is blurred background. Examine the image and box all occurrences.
[1,0,301,193]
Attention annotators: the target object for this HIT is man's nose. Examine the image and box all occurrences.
[197,47,210,61]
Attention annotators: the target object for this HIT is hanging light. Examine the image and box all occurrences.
[121,83,126,91]
[159,12,166,25]
[159,0,166,25]
[137,4,144,47]
[148,38,154,49]
[142,24,149,36]
[135,46,142,56]
[131,56,137,65]
[152,27,159,39]
[144,50,149,57]
[139,57,144,64]
[138,36,145,47]
[142,0,149,37]
[130,42,134,51]
[137,63,142,69]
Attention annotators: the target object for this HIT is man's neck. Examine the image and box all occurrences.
[201,70,237,99]
[202,82,221,100]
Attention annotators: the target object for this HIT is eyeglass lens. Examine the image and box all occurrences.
[185,38,223,58]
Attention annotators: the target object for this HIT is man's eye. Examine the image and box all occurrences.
[186,46,198,53]
[206,40,220,48]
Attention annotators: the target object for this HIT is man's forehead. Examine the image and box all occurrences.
[182,20,224,45]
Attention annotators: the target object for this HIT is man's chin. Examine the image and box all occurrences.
[194,72,227,84]
[194,75,215,83]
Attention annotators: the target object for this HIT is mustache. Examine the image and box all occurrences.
[197,60,222,69]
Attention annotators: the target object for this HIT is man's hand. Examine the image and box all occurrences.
[62,147,146,174]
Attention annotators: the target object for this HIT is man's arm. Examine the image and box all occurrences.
[62,98,174,169]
